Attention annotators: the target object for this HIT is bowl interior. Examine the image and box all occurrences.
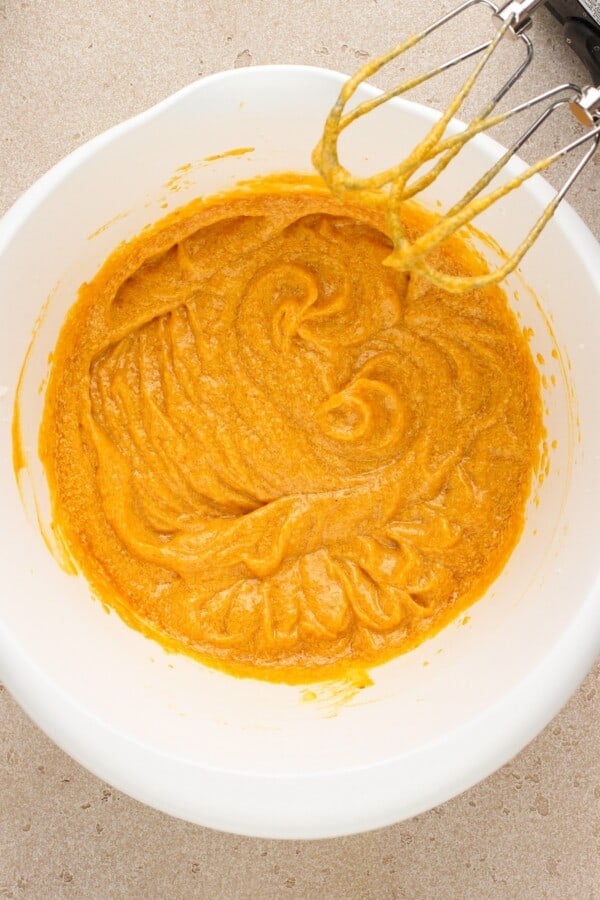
[1,66,599,837]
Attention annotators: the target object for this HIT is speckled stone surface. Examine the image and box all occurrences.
[1,2,599,897]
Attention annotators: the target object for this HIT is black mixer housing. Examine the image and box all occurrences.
[546,0,600,80]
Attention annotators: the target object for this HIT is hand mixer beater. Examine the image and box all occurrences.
[313,0,600,291]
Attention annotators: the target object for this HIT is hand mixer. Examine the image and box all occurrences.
[313,0,600,291]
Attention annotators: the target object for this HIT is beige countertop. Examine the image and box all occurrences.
[1,2,599,897]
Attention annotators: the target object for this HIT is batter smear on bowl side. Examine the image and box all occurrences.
[38,177,542,682]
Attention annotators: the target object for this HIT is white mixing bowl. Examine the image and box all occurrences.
[1,66,599,839]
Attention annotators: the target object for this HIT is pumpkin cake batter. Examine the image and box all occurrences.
[39,177,542,682]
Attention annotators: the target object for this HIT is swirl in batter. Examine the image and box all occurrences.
[40,178,542,681]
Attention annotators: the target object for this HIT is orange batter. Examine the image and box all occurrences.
[38,176,542,682]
